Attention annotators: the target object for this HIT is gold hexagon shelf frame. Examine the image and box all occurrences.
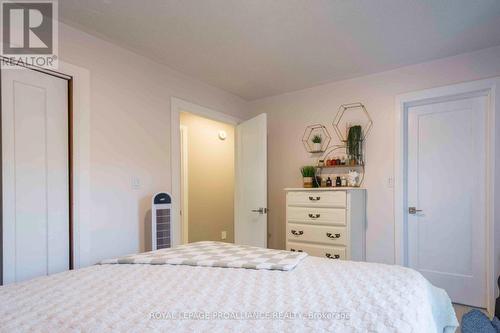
[332,103,373,143]
[302,124,331,153]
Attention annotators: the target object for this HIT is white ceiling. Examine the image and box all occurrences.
[60,0,500,100]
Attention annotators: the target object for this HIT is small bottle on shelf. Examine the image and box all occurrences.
[321,178,327,187]
[326,177,332,187]
[335,176,342,187]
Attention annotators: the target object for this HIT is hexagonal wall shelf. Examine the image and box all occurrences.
[333,103,373,143]
[302,124,331,153]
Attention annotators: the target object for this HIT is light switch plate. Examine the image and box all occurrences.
[131,177,141,190]
[221,231,227,240]
[387,177,394,188]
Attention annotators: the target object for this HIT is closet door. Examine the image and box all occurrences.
[1,66,69,284]
[407,96,487,307]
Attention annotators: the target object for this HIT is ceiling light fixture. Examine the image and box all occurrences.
[218,130,227,141]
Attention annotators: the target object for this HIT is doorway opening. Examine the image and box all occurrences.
[180,112,235,244]
[171,98,268,249]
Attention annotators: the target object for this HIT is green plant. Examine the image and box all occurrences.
[347,125,362,163]
[300,166,316,178]
[311,134,322,144]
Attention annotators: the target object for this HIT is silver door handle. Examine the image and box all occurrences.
[408,207,423,214]
[251,208,267,214]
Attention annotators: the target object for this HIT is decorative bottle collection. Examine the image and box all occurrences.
[309,169,361,188]
[320,155,361,167]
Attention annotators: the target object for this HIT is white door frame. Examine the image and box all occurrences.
[170,97,241,246]
[58,61,91,270]
[394,77,499,314]
[179,125,189,244]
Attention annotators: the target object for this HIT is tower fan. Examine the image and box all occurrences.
[151,192,172,250]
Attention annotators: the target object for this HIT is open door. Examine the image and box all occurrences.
[235,113,267,247]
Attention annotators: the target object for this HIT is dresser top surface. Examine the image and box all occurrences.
[284,187,366,191]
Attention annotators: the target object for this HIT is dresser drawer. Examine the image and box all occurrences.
[287,191,346,207]
[287,206,346,226]
[287,242,346,260]
[287,224,347,246]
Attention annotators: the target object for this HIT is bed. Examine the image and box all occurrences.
[0,242,458,332]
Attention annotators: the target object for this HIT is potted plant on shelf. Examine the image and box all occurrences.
[300,166,316,188]
[311,134,322,152]
[347,125,362,165]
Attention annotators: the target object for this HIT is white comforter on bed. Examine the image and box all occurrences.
[0,256,457,332]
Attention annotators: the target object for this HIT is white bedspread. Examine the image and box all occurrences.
[0,257,458,332]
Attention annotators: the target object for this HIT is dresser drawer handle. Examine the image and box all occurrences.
[308,213,321,219]
[325,253,340,259]
[290,248,303,252]
[291,230,304,236]
[308,196,321,201]
[326,232,341,239]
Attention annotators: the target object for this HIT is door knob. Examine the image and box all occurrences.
[408,207,423,215]
[251,208,267,214]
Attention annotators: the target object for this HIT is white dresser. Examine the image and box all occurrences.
[285,188,366,261]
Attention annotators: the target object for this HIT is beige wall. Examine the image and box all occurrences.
[58,23,248,265]
[180,113,235,243]
[249,45,500,267]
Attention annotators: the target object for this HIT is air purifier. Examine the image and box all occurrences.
[152,192,172,250]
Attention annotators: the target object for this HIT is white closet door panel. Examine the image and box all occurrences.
[1,74,16,284]
[2,67,69,284]
[13,81,50,282]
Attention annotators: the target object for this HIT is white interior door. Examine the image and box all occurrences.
[2,67,69,284]
[235,113,267,247]
[407,96,487,307]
